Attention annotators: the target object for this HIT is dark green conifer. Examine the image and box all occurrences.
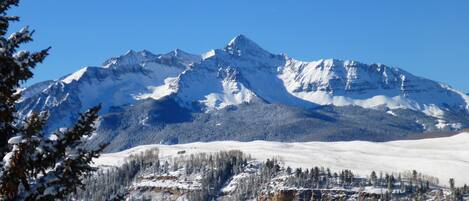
[0,1,106,200]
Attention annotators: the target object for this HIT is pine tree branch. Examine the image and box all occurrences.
[0,0,19,14]
[0,1,105,200]
[18,106,107,200]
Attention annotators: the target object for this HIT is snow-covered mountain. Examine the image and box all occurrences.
[17,35,469,143]
[173,35,468,118]
[18,49,200,131]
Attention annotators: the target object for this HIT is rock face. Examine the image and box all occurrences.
[17,35,469,150]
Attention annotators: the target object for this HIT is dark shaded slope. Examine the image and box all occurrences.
[88,97,434,152]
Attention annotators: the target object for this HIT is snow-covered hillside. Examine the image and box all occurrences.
[17,49,200,132]
[96,132,469,186]
[18,35,469,134]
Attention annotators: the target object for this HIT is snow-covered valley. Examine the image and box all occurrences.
[96,132,469,186]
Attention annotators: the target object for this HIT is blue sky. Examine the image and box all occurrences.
[10,0,469,91]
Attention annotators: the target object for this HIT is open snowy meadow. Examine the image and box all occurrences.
[96,132,469,186]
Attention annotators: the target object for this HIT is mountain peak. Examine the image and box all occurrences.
[124,49,136,55]
[158,49,201,66]
[103,50,158,67]
[224,34,270,56]
[226,34,256,47]
[122,49,156,57]
[161,48,192,58]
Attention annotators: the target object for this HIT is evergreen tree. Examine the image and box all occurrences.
[286,166,292,175]
[0,1,106,200]
[412,170,418,183]
[449,178,455,192]
[370,171,377,186]
[0,0,48,159]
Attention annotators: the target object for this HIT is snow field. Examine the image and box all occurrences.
[95,132,469,186]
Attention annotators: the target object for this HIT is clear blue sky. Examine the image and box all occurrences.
[10,0,469,91]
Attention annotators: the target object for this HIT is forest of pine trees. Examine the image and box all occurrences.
[70,148,469,201]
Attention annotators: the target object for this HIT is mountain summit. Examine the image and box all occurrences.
[224,34,271,56]
[17,35,469,149]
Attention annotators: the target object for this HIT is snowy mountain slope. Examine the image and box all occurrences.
[281,59,469,114]
[18,49,200,131]
[95,132,469,186]
[174,36,316,110]
[18,80,55,101]
[172,35,469,123]
[17,35,469,135]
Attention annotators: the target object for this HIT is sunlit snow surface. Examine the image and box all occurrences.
[61,67,88,84]
[18,35,469,132]
[95,132,469,186]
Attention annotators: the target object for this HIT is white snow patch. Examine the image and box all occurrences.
[200,79,256,110]
[139,117,149,126]
[133,180,198,190]
[201,50,216,60]
[436,119,448,129]
[134,77,178,100]
[386,110,397,116]
[423,104,445,119]
[7,136,23,144]
[435,119,463,130]
[61,67,87,84]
